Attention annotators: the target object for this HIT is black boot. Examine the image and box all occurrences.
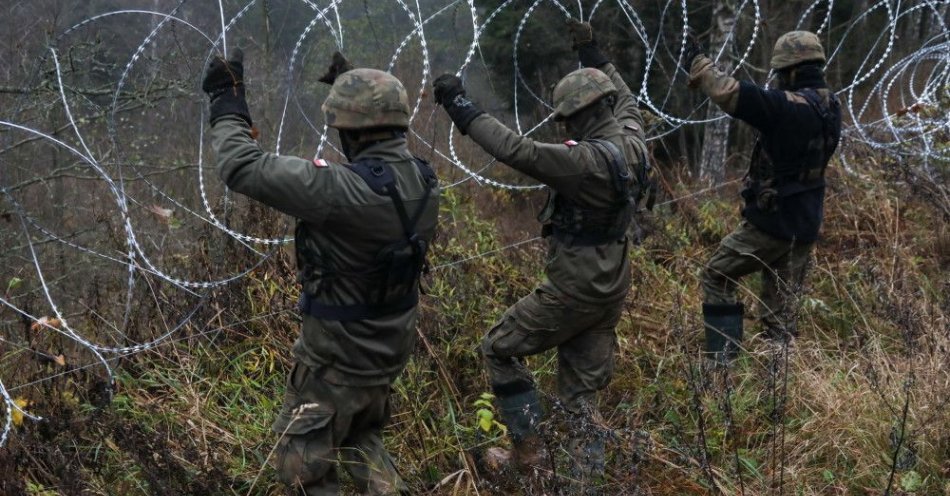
[703,303,744,361]
[493,383,545,469]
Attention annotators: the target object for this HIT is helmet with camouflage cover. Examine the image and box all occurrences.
[552,68,617,121]
[322,68,411,130]
[770,31,826,70]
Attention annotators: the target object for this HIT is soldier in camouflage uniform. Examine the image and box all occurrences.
[433,21,652,483]
[203,50,439,495]
[684,32,842,359]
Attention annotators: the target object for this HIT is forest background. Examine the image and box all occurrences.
[0,0,947,494]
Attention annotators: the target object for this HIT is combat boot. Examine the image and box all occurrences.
[568,432,606,490]
[703,303,744,362]
[494,386,547,472]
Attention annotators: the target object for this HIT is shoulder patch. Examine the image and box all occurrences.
[564,140,579,147]
[312,158,329,168]
[784,91,808,104]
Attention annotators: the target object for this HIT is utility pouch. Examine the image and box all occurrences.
[374,235,427,305]
[756,187,779,213]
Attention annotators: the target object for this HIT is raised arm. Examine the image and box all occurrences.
[464,113,593,196]
[688,55,741,115]
[202,49,336,226]
[211,116,336,225]
[599,63,646,141]
[567,20,647,141]
[691,55,805,133]
[432,74,597,196]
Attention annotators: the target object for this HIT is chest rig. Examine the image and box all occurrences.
[540,139,649,246]
[298,158,437,321]
[747,89,841,210]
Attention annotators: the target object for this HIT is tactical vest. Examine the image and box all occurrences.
[297,158,437,321]
[540,139,650,246]
[746,89,841,209]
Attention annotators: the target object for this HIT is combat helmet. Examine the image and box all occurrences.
[770,31,826,70]
[552,68,617,121]
[322,68,410,130]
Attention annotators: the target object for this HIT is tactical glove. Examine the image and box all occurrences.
[433,74,484,135]
[567,19,609,68]
[567,19,593,48]
[202,48,251,126]
[318,51,354,85]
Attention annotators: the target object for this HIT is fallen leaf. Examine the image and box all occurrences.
[147,204,174,220]
[30,317,62,332]
[11,397,29,427]
[53,354,66,367]
[61,391,79,407]
[484,447,511,471]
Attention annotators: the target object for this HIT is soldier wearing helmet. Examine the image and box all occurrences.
[203,49,438,495]
[433,20,652,484]
[684,31,842,359]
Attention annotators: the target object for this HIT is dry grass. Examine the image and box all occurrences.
[2,137,948,495]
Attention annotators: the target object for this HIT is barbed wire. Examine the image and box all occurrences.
[0,4,947,489]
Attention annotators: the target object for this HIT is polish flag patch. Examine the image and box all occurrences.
[564,140,579,147]
[313,158,329,168]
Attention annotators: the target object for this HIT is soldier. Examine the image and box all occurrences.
[684,32,842,359]
[202,49,439,495]
[433,21,652,483]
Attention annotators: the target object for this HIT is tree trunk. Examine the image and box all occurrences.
[699,1,735,185]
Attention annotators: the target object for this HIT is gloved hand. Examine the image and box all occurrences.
[433,74,465,106]
[567,19,608,68]
[567,19,593,48]
[318,51,354,85]
[202,48,251,126]
[433,74,484,135]
[683,32,705,68]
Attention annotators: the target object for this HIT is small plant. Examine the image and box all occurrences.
[473,392,506,435]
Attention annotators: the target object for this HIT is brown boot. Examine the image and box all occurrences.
[512,434,547,470]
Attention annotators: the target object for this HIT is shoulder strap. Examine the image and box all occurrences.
[586,139,631,197]
[409,157,438,230]
[796,89,841,177]
[348,158,435,246]
[347,159,414,240]
[348,159,397,196]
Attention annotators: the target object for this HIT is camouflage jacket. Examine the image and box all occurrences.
[213,116,440,385]
[466,63,648,306]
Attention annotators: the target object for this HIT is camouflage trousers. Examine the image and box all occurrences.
[481,286,623,412]
[701,220,815,336]
[271,362,406,496]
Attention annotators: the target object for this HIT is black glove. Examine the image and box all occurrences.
[683,32,705,69]
[433,74,483,135]
[202,48,251,126]
[567,19,609,68]
[318,51,354,85]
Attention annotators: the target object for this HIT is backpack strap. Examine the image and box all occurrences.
[586,139,631,198]
[797,88,841,181]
